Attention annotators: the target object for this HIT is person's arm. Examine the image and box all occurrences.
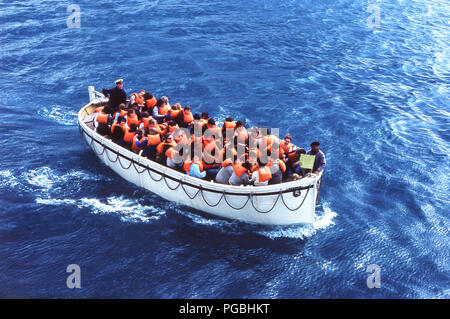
[317,152,326,172]
[102,88,111,96]
[152,107,164,119]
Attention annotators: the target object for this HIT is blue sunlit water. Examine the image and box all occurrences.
[0,0,449,298]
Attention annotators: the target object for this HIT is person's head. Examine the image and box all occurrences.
[148,119,157,127]
[141,111,150,118]
[284,133,291,143]
[184,105,191,113]
[160,96,169,105]
[201,112,209,120]
[236,120,244,128]
[171,103,181,110]
[242,161,252,170]
[115,79,123,89]
[129,123,137,132]
[136,128,144,137]
[166,134,174,143]
[207,118,215,126]
[297,148,306,155]
[168,120,177,127]
[119,103,127,111]
[193,113,201,120]
[138,89,145,97]
[250,127,259,137]
[193,154,201,162]
[225,117,233,122]
[310,141,320,153]
[143,92,153,100]
[117,116,126,125]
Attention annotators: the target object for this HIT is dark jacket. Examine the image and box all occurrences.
[103,86,127,111]
[307,149,326,172]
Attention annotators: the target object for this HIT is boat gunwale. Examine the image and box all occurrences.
[78,101,319,197]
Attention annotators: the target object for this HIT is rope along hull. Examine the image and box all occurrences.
[78,102,319,225]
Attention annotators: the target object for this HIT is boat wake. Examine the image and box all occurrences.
[37,105,78,126]
[173,202,337,240]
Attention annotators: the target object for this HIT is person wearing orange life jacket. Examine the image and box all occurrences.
[200,112,209,127]
[202,137,222,179]
[234,120,248,143]
[167,120,179,134]
[152,96,171,123]
[123,123,138,150]
[221,117,236,142]
[184,154,206,179]
[111,116,129,147]
[135,127,161,160]
[228,160,252,186]
[286,148,306,177]
[169,103,182,121]
[95,106,112,135]
[143,92,157,112]
[190,114,204,139]
[126,109,140,127]
[205,118,221,142]
[250,159,272,186]
[129,89,145,106]
[280,133,294,155]
[132,129,146,153]
[176,105,194,128]
[156,134,177,164]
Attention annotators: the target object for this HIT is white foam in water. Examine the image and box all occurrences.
[256,203,337,240]
[37,105,78,126]
[0,170,20,189]
[36,198,77,205]
[78,196,165,223]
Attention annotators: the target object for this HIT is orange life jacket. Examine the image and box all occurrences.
[129,93,144,105]
[168,124,179,133]
[258,165,272,182]
[95,106,104,113]
[158,104,171,116]
[182,111,193,124]
[96,112,109,124]
[141,117,152,129]
[123,128,136,143]
[170,108,182,119]
[203,141,219,164]
[280,142,293,155]
[206,124,219,137]
[146,133,161,146]
[236,127,248,142]
[145,97,157,108]
[287,151,300,163]
[110,121,127,135]
[232,163,248,178]
[157,141,176,154]
[126,114,140,127]
[221,158,233,167]
[183,160,203,173]
[223,120,236,129]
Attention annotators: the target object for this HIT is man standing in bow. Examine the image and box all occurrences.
[307,141,326,175]
[102,79,127,113]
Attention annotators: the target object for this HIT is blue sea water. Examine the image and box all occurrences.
[0,0,449,298]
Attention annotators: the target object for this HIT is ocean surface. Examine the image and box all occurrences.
[0,0,449,298]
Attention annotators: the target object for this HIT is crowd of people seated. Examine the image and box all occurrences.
[94,79,326,186]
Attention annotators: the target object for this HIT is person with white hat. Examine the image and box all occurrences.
[102,79,127,113]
